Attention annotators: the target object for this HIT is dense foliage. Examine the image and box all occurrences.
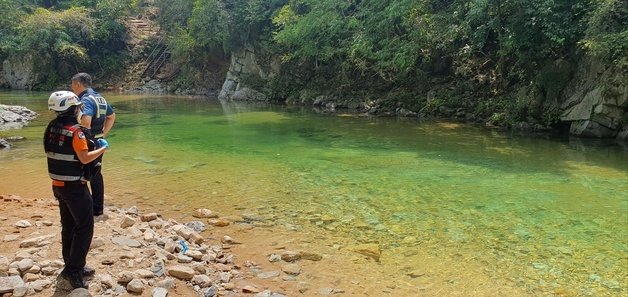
[0,0,138,88]
[1,0,625,126]
[152,0,625,125]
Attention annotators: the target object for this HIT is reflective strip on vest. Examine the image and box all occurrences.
[49,173,82,181]
[87,95,108,119]
[46,152,76,161]
[49,126,74,137]
[45,121,84,182]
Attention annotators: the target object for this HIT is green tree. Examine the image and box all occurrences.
[0,0,24,59]
[17,7,93,86]
[581,0,628,67]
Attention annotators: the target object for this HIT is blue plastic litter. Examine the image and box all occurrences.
[179,240,188,253]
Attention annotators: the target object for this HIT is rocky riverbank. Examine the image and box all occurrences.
[0,194,319,297]
[0,105,37,149]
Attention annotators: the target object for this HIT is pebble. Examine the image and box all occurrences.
[167,265,195,280]
[127,278,145,293]
[120,216,136,228]
[221,235,239,244]
[296,281,310,293]
[242,285,261,293]
[140,213,159,222]
[282,264,301,275]
[280,251,300,262]
[257,271,280,279]
[152,287,168,297]
[3,235,19,242]
[193,208,218,218]
[0,275,24,294]
[268,254,281,262]
[14,220,31,228]
[191,274,211,287]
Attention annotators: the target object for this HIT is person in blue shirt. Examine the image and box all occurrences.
[71,73,116,217]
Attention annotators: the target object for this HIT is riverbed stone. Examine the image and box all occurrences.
[127,278,145,293]
[296,282,310,293]
[242,285,261,293]
[193,209,218,218]
[16,259,34,273]
[3,235,19,242]
[135,269,155,279]
[191,274,211,287]
[167,265,195,280]
[257,271,280,279]
[14,220,31,228]
[111,236,142,248]
[207,218,230,227]
[152,287,168,297]
[185,250,203,261]
[121,216,136,228]
[140,213,159,222]
[281,264,301,276]
[0,257,8,272]
[19,234,55,248]
[349,244,381,261]
[0,275,24,293]
[280,251,300,262]
[299,251,322,261]
[66,288,91,297]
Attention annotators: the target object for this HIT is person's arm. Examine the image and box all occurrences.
[73,130,105,164]
[102,112,116,137]
[79,97,95,129]
[76,147,106,164]
[80,115,92,129]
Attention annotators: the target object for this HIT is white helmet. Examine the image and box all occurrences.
[48,91,81,112]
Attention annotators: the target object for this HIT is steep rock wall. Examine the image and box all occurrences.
[218,46,269,102]
[561,59,627,140]
[1,56,37,90]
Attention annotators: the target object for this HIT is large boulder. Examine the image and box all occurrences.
[0,105,38,132]
[561,59,627,140]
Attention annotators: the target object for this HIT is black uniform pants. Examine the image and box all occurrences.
[90,154,104,215]
[53,182,94,273]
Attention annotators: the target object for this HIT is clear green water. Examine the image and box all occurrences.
[1,91,627,296]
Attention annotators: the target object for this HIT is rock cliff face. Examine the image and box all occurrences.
[561,59,627,140]
[218,46,269,102]
[1,56,38,90]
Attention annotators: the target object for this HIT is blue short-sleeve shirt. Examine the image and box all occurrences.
[79,88,113,136]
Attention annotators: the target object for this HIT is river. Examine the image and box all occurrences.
[1,91,626,296]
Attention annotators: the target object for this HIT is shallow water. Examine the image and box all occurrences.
[1,91,627,296]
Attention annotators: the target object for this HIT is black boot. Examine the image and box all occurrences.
[61,270,87,289]
[82,266,96,276]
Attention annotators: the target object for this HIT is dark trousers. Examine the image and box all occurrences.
[53,183,94,273]
[90,154,104,214]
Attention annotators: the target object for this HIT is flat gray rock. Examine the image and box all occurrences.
[111,236,142,248]
[0,276,25,294]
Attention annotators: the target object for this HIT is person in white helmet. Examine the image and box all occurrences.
[44,90,109,289]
